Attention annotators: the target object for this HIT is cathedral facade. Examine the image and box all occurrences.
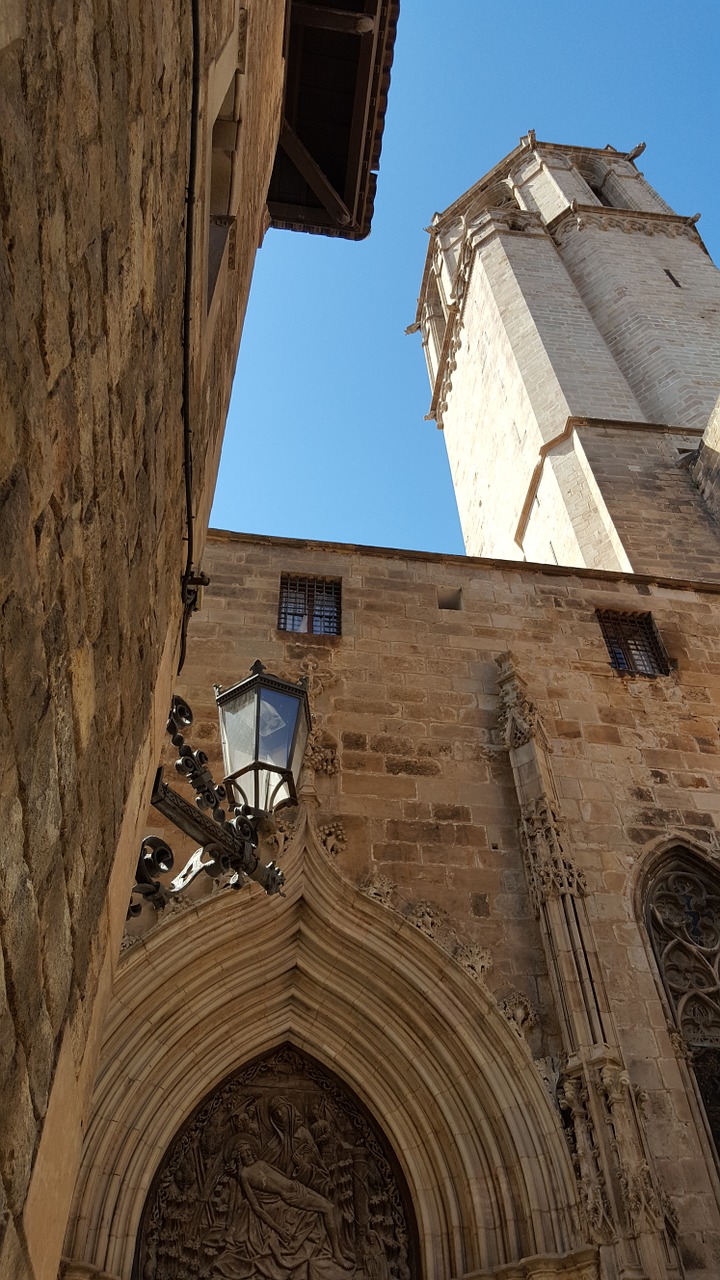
[61,140,720,1280]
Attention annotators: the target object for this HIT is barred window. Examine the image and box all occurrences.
[596,609,670,677]
[278,575,342,636]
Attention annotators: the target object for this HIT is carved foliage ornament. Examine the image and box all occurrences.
[494,652,547,751]
[519,798,586,916]
[558,1071,613,1245]
[135,1045,417,1280]
[552,205,701,245]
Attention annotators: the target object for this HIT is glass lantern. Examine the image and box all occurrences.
[215,661,311,816]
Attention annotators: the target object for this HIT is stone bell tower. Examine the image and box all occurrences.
[414,134,720,578]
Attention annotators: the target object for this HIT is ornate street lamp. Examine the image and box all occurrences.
[216,659,311,817]
[129,661,310,915]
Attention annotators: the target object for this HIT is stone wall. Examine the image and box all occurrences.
[693,391,720,519]
[0,2,285,1275]
[119,529,720,1276]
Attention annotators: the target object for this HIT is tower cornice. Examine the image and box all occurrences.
[548,203,706,252]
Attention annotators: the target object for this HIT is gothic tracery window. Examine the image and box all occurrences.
[646,853,720,1156]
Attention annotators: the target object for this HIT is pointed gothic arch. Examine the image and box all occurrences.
[63,803,591,1279]
[642,843,720,1161]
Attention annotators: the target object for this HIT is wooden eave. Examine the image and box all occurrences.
[267,0,400,240]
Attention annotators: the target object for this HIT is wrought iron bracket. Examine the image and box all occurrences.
[128,697,285,921]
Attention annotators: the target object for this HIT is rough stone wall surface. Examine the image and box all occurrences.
[0,2,285,1275]
[578,424,720,581]
[156,529,720,1276]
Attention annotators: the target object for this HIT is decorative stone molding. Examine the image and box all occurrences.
[454,941,493,983]
[297,655,334,698]
[317,820,345,859]
[519,798,587,917]
[361,870,396,905]
[593,1063,667,1238]
[558,1071,614,1245]
[305,726,340,776]
[462,1245,600,1280]
[264,808,299,859]
[495,652,549,751]
[360,880,494,988]
[60,1262,121,1280]
[549,203,703,247]
[429,225,475,429]
[407,897,447,940]
[499,989,538,1035]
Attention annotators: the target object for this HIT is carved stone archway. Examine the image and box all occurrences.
[63,798,593,1280]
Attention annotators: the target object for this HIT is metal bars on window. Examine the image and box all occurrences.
[596,609,670,677]
[278,575,342,636]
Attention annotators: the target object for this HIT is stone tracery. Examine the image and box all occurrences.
[646,851,720,1154]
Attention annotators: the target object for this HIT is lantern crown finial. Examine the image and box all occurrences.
[250,658,267,676]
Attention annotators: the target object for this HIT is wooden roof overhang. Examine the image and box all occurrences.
[267,0,400,240]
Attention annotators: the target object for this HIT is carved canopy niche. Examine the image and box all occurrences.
[133,1044,418,1280]
[646,850,720,1155]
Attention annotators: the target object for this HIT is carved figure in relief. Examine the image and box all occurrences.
[136,1046,413,1280]
[206,1134,353,1277]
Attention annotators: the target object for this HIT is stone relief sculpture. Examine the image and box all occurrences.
[134,1045,415,1280]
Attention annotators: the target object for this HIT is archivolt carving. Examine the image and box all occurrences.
[70,821,584,1279]
[135,1045,416,1280]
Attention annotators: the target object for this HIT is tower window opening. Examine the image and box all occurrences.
[664,268,682,288]
[587,181,613,207]
[278,575,342,636]
[596,609,671,677]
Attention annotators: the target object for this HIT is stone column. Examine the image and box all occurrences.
[496,653,683,1280]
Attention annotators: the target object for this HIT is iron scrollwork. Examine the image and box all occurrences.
[128,697,284,920]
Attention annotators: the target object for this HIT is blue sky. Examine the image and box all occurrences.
[210,0,720,555]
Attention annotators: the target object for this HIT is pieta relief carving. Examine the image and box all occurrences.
[646,850,720,1156]
[134,1045,417,1280]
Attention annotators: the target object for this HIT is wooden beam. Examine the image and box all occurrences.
[279,120,352,226]
[292,4,376,35]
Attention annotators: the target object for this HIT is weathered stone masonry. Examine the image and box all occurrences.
[0,3,285,1274]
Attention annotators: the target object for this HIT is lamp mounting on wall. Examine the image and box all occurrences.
[129,661,310,917]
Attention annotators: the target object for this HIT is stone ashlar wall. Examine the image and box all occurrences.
[0,1,284,1275]
[160,529,720,1274]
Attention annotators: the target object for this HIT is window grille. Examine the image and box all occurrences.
[646,854,720,1156]
[596,609,670,677]
[278,575,342,636]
